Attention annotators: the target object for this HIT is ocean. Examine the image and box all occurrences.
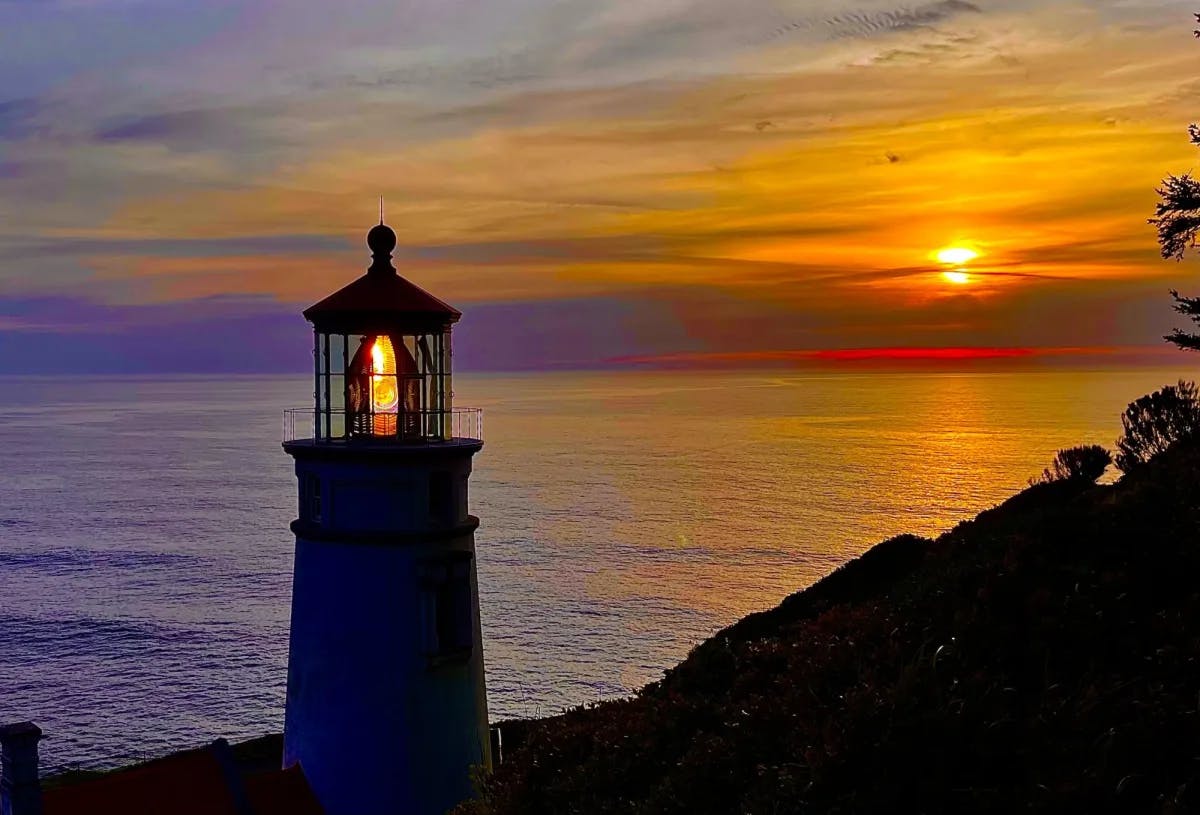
[0,367,1193,772]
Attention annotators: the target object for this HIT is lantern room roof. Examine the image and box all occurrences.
[302,222,461,334]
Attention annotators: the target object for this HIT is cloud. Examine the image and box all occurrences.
[0,0,1198,372]
[0,234,349,261]
[455,294,704,370]
[0,294,309,373]
[0,97,40,139]
[0,2,240,98]
[606,345,1188,370]
[0,266,1189,373]
[93,110,231,144]
[764,0,982,43]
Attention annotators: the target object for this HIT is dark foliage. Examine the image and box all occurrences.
[462,439,1200,815]
[1034,444,1112,485]
[1165,290,1200,351]
[1150,171,1200,262]
[1115,380,1200,472]
[1150,19,1200,349]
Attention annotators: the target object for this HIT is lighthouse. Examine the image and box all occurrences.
[281,220,490,815]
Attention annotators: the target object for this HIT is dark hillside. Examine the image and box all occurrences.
[464,440,1200,814]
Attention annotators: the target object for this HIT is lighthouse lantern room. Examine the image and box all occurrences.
[281,220,490,815]
[306,222,461,443]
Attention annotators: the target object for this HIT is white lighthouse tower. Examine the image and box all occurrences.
[281,220,490,815]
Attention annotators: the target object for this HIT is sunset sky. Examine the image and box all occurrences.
[3,0,1200,372]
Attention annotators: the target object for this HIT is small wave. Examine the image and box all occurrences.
[0,613,233,658]
[0,548,198,573]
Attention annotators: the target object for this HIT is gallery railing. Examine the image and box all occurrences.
[283,407,483,444]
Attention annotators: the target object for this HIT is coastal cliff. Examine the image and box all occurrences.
[463,439,1200,814]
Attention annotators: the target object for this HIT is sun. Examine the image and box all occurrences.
[934,245,978,285]
[935,247,978,266]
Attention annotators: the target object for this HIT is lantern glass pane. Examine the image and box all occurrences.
[311,327,453,442]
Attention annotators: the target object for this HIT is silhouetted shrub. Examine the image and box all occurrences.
[1035,445,1112,484]
[1115,380,1200,472]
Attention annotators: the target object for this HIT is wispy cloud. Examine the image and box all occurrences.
[763,0,982,43]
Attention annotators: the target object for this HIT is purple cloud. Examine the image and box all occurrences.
[0,97,39,139]
[0,295,310,374]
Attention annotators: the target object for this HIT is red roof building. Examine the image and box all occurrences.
[41,739,323,815]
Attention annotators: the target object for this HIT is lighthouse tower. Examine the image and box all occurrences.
[281,220,490,815]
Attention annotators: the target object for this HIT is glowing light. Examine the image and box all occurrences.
[942,270,970,284]
[371,337,398,413]
[935,247,978,266]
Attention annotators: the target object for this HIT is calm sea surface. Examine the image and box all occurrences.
[0,368,1195,772]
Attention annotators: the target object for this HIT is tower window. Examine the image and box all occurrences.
[302,475,322,524]
[419,553,473,664]
[429,471,455,525]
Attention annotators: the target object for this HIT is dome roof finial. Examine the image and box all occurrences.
[367,199,397,274]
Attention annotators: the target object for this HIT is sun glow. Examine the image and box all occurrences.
[935,247,978,266]
[942,270,970,284]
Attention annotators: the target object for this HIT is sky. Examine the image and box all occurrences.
[2,0,1200,372]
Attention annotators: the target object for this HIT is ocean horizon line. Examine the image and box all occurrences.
[0,344,1194,378]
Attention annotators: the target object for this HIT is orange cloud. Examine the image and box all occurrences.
[608,345,1184,369]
